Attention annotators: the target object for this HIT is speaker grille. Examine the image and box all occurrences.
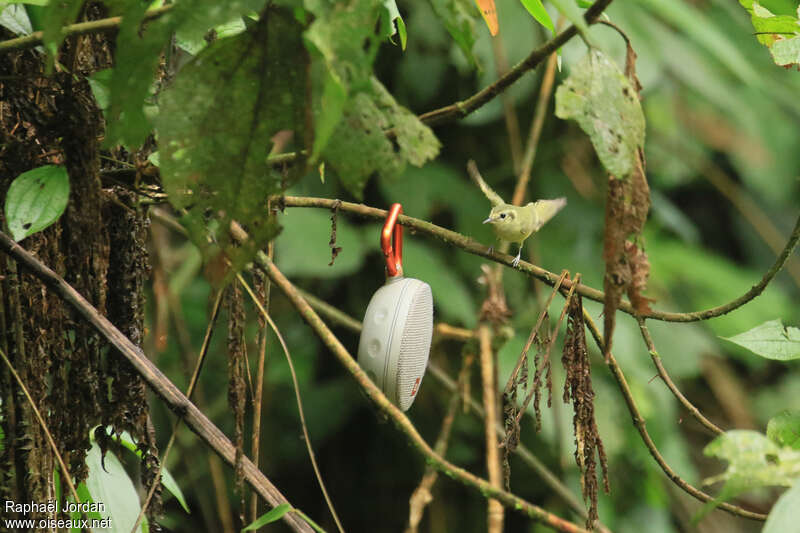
[396,283,433,411]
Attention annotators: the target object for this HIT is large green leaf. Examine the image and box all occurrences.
[555,49,645,179]
[106,0,266,148]
[242,504,292,531]
[84,442,144,533]
[323,78,440,198]
[5,165,70,242]
[157,7,308,278]
[721,319,800,361]
[520,0,554,33]
[304,0,382,160]
[41,0,82,66]
[764,480,800,533]
[0,4,33,36]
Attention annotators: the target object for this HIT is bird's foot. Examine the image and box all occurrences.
[487,245,494,255]
[512,251,521,267]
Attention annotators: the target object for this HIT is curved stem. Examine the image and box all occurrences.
[636,318,724,436]
[280,196,800,324]
[581,311,766,521]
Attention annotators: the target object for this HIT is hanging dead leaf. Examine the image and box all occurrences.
[475,0,499,36]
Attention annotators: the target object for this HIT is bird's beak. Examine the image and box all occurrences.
[482,216,492,224]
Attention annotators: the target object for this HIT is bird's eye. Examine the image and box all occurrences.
[499,213,506,219]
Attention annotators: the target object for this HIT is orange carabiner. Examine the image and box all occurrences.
[381,203,403,277]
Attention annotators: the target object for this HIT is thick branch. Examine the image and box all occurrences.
[0,231,313,533]
[280,196,800,324]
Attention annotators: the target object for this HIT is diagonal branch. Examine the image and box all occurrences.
[0,230,314,533]
[280,196,800,324]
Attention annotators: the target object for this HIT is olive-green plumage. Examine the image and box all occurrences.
[467,160,566,267]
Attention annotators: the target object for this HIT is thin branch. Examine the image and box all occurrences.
[0,230,314,533]
[280,196,800,323]
[131,290,225,533]
[238,274,346,533]
[504,270,567,395]
[240,240,589,533]
[511,42,559,207]
[479,325,504,533]
[0,347,90,532]
[406,352,475,533]
[636,318,724,436]
[581,310,767,521]
[418,0,614,127]
[0,5,173,53]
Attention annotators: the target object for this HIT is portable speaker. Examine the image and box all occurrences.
[357,204,434,411]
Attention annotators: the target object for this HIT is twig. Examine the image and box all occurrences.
[418,0,614,127]
[0,5,173,53]
[511,45,559,207]
[515,274,581,426]
[131,290,224,533]
[478,325,504,533]
[239,274,345,533]
[0,347,90,531]
[250,243,273,524]
[636,318,724,436]
[504,270,568,395]
[426,363,612,533]
[280,197,800,323]
[581,310,767,521]
[0,231,314,533]
[406,352,475,533]
[240,240,589,533]
[491,36,524,175]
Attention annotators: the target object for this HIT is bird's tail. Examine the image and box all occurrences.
[466,160,504,207]
[531,197,567,230]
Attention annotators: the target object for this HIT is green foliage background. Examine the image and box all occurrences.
[140,0,800,531]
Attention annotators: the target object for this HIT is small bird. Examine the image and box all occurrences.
[467,160,566,267]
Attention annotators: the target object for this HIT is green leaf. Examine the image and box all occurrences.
[430,0,478,65]
[88,68,113,111]
[323,78,440,198]
[721,319,800,361]
[703,430,800,493]
[0,4,33,36]
[113,430,190,513]
[107,0,265,148]
[5,165,70,242]
[764,480,800,533]
[519,0,554,33]
[381,0,407,50]
[768,411,800,450]
[555,49,645,179]
[242,504,292,531]
[157,7,308,279]
[84,441,145,532]
[771,36,800,67]
[304,0,382,160]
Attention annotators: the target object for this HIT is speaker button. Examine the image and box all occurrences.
[368,339,381,357]
[374,308,387,324]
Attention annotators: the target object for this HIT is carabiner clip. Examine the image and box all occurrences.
[381,203,403,278]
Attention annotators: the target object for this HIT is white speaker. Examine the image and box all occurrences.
[357,204,433,411]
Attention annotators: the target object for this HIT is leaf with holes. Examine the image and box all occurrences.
[157,7,308,281]
[5,165,70,242]
[555,49,645,180]
[721,319,800,361]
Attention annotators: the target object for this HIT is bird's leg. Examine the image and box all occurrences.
[487,239,497,255]
[512,244,523,267]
